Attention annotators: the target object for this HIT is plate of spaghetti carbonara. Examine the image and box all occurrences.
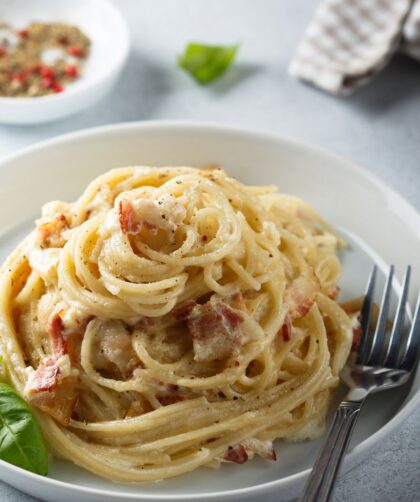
[0,165,353,481]
[0,123,418,502]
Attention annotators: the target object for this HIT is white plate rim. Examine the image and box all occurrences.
[0,120,419,500]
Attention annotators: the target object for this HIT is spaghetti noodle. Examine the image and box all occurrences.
[0,166,352,482]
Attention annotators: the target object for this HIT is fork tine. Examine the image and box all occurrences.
[366,265,394,366]
[383,266,411,367]
[399,295,420,371]
[357,265,377,364]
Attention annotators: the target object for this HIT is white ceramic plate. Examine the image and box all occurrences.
[0,0,130,124]
[0,122,418,502]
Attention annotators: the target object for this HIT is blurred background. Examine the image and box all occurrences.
[1,0,419,207]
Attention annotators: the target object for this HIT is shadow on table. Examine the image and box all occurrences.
[346,54,420,116]
[1,52,260,136]
[210,63,261,94]
[77,49,174,122]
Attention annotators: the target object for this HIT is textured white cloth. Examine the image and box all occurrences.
[289,0,420,95]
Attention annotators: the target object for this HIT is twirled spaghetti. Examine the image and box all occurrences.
[0,166,352,482]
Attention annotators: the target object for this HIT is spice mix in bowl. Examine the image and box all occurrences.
[0,22,90,97]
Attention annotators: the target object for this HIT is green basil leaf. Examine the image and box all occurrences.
[178,43,239,84]
[0,383,48,475]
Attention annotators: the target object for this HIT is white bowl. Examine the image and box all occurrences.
[0,121,419,501]
[0,0,130,124]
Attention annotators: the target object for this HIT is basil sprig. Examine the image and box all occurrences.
[178,42,239,84]
[0,383,48,475]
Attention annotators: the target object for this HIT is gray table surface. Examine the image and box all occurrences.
[0,1,419,501]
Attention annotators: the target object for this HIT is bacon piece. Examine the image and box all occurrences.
[119,199,173,236]
[28,374,78,426]
[26,361,60,393]
[26,357,78,426]
[173,300,197,321]
[188,301,244,363]
[93,320,140,378]
[282,324,290,342]
[284,269,320,321]
[278,315,293,343]
[66,332,84,364]
[223,445,248,464]
[158,395,185,406]
[241,438,277,461]
[37,214,69,248]
[101,330,135,374]
[217,303,243,328]
[119,199,142,234]
[280,319,291,342]
[47,314,67,356]
[119,194,186,240]
[143,220,159,233]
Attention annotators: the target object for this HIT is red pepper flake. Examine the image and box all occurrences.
[42,77,54,89]
[47,314,67,356]
[27,64,42,74]
[234,360,240,367]
[64,65,78,78]
[0,22,90,98]
[17,29,29,39]
[40,66,55,79]
[279,317,292,342]
[282,323,290,341]
[68,45,83,57]
[11,72,27,82]
[52,81,64,93]
[223,445,248,464]
[57,35,69,45]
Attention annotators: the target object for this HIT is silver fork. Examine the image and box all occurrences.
[299,265,420,502]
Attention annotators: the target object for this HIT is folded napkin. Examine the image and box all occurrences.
[289,0,420,95]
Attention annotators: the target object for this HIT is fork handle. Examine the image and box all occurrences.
[299,399,364,502]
